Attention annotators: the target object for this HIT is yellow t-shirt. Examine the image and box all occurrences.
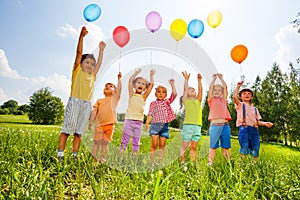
[183,99,202,125]
[125,94,145,121]
[70,65,96,101]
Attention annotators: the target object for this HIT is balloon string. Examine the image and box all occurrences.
[150,49,152,67]
[172,42,178,78]
[240,63,245,82]
[119,49,121,73]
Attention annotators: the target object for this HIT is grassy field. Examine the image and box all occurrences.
[0,115,299,199]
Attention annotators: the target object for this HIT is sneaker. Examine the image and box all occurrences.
[57,156,64,162]
[72,153,78,161]
[180,161,185,167]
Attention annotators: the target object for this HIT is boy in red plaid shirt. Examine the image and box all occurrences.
[145,79,177,166]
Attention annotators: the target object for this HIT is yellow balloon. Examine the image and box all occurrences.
[170,19,187,41]
[207,10,222,28]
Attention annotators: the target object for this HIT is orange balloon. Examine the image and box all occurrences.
[230,45,248,64]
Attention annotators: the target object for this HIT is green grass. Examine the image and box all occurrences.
[0,115,299,199]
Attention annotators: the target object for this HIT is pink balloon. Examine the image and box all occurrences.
[113,26,130,48]
[145,11,162,33]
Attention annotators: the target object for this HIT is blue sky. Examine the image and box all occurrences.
[0,0,299,111]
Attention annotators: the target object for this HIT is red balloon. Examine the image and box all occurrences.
[230,45,248,64]
[113,26,130,48]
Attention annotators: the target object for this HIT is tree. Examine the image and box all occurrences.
[28,87,64,125]
[1,99,18,114]
[291,12,300,64]
[201,92,210,133]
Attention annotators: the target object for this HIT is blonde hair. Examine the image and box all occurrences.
[155,85,167,93]
[213,84,224,92]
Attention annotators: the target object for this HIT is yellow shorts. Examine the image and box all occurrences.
[93,124,115,142]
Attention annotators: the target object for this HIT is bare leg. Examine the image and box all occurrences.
[190,141,198,162]
[100,139,109,162]
[240,154,246,160]
[58,133,69,150]
[222,148,230,160]
[72,133,81,153]
[158,137,167,163]
[91,140,101,160]
[208,148,217,165]
[150,135,159,164]
[180,140,190,163]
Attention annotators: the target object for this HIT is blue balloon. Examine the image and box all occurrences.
[83,4,101,22]
[187,19,204,38]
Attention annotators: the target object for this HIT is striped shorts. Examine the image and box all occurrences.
[61,97,92,136]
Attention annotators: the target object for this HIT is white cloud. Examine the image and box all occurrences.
[83,24,106,53]
[275,25,300,71]
[0,49,24,79]
[57,24,77,39]
[30,73,71,104]
[57,24,106,55]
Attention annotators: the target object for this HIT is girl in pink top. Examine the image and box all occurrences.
[207,74,231,166]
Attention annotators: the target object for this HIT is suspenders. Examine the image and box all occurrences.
[242,103,257,127]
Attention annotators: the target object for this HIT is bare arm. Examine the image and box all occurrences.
[197,73,203,102]
[114,72,122,100]
[128,68,142,97]
[143,69,156,100]
[74,26,88,70]
[181,71,190,102]
[94,41,106,75]
[208,74,217,101]
[257,121,273,128]
[217,73,228,100]
[145,115,152,131]
[233,81,243,105]
[88,108,97,130]
[169,79,177,96]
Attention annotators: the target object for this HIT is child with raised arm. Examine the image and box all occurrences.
[233,81,273,162]
[88,72,122,163]
[180,71,203,165]
[145,79,177,166]
[120,68,155,155]
[207,73,232,166]
[57,26,106,161]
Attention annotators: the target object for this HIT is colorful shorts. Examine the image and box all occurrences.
[181,124,201,142]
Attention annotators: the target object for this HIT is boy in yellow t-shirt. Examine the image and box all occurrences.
[57,26,106,161]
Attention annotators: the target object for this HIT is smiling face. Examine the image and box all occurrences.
[212,85,223,98]
[155,86,167,100]
[133,77,148,94]
[81,57,96,73]
[240,91,253,102]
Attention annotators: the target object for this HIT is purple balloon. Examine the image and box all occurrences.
[145,11,162,33]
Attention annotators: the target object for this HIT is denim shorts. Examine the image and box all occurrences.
[181,124,201,142]
[209,123,231,149]
[238,126,260,157]
[149,123,170,139]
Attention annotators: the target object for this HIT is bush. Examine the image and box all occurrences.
[28,87,64,125]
